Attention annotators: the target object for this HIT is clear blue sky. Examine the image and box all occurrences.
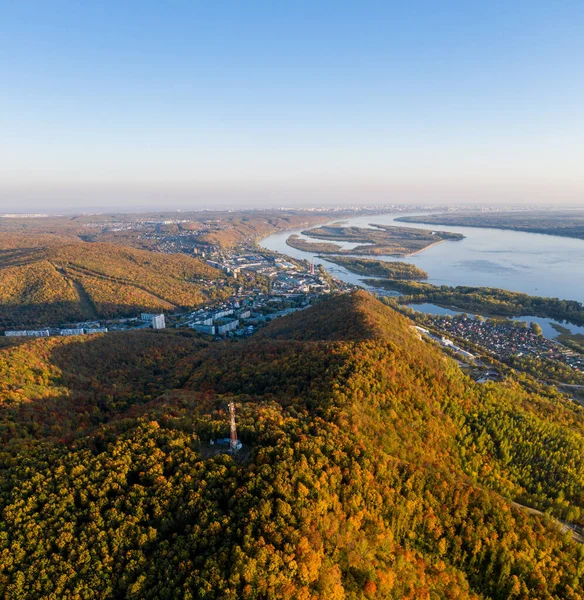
[1,0,583,210]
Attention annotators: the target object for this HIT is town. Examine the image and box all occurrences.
[3,246,354,341]
[415,311,583,373]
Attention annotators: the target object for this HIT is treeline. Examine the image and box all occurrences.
[1,292,584,598]
[365,279,584,325]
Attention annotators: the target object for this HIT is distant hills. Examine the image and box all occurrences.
[0,240,229,328]
[0,210,330,251]
[1,291,584,598]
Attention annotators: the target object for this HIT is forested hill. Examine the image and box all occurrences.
[2,291,584,599]
[258,289,409,341]
[0,241,229,328]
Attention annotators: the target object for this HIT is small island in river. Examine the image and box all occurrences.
[286,235,343,253]
[321,256,428,280]
[287,224,463,256]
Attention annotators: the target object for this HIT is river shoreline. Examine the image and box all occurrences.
[260,211,584,304]
[395,214,584,242]
[401,239,445,257]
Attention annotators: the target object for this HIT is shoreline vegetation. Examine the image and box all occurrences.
[320,256,428,280]
[364,279,584,326]
[287,223,464,256]
[395,210,584,241]
[551,323,584,353]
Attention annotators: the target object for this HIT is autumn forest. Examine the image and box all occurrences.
[1,292,584,599]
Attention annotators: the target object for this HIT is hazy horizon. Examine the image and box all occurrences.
[2,183,584,215]
[1,1,583,212]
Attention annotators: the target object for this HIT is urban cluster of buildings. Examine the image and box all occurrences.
[5,326,108,338]
[208,252,331,295]
[176,293,313,338]
[274,204,439,213]
[4,315,167,339]
[82,218,197,232]
[186,305,250,336]
[140,313,166,329]
[420,313,583,373]
[146,221,230,254]
[0,213,50,218]
[2,230,354,342]
[208,252,290,278]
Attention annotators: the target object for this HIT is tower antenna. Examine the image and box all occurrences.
[228,401,242,453]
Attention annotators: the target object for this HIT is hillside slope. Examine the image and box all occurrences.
[0,241,229,327]
[1,292,584,599]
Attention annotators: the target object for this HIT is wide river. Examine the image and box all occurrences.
[260,211,584,305]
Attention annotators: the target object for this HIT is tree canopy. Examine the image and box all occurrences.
[1,291,584,599]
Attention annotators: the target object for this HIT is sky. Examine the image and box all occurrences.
[1,0,583,211]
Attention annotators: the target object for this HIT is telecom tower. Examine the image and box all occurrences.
[228,401,242,453]
[310,258,315,275]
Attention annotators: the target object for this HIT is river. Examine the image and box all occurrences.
[260,212,584,338]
